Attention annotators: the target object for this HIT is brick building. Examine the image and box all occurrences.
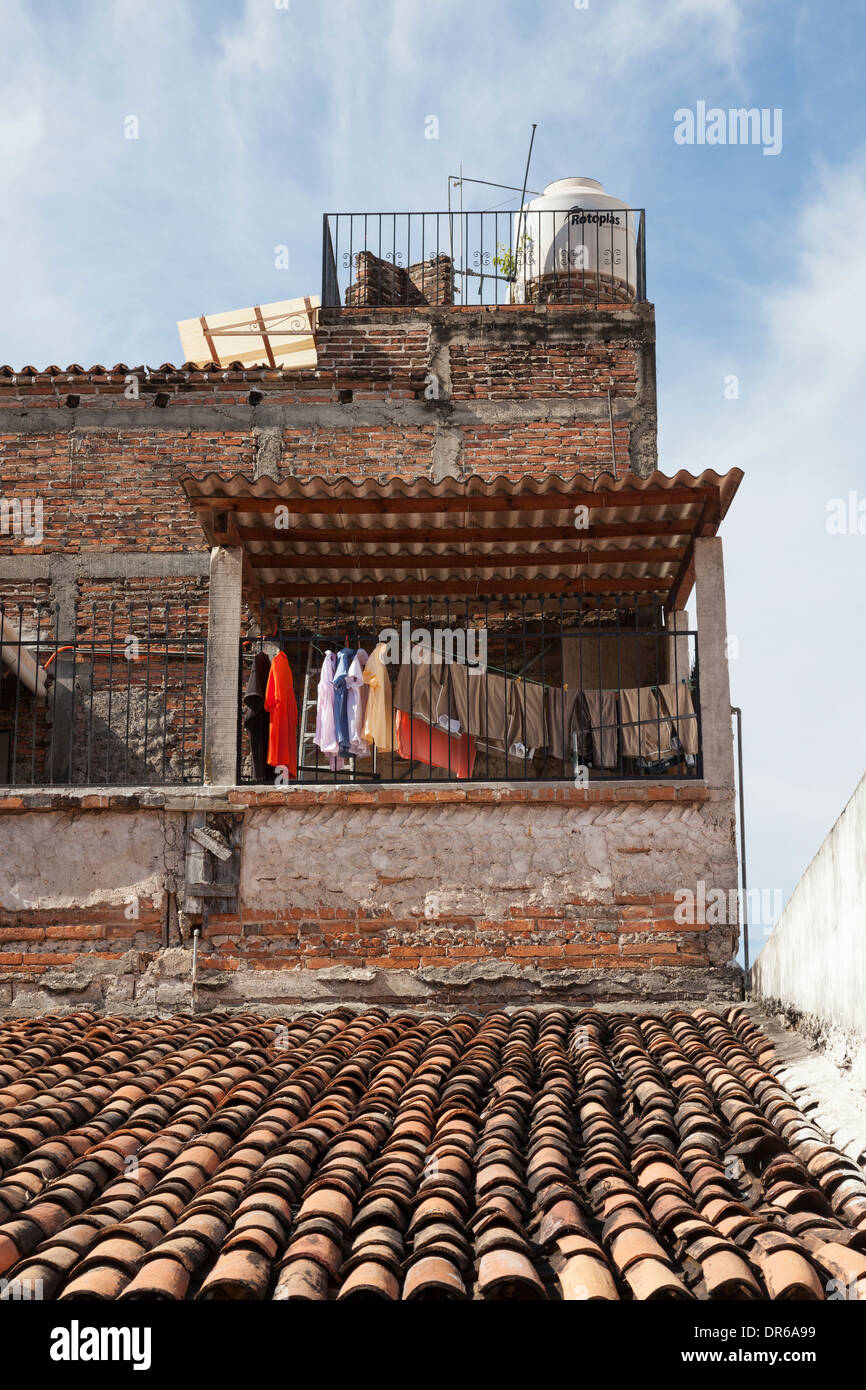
[0,194,743,1015]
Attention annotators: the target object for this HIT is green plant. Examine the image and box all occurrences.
[493,232,533,282]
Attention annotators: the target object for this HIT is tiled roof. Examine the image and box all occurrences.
[0,1007,864,1302]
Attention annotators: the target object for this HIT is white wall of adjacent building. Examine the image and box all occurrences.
[753,768,866,1056]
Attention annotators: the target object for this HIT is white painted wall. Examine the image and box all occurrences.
[753,769,866,1045]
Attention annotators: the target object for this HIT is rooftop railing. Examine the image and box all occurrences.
[322,209,647,310]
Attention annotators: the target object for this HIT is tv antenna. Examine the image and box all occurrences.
[447,124,539,301]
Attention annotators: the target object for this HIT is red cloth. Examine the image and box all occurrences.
[395,710,475,779]
[264,651,298,777]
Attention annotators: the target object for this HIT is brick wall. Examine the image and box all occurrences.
[0,783,741,1012]
[0,301,721,1012]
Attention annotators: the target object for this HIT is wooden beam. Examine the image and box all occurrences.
[247,545,685,571]
[188,485,716,518]
[234,518,693,546]
[664,498,720,613]
[260,575,669,599]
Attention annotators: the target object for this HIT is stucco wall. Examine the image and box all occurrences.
[0,783,741,1013]
[752,769,866,1069]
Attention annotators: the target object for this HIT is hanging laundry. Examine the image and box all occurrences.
[582,690,619,769]
[333,646,356,757]
[265,649,298,777]
[393,654,447,726]
[656,681,699,755]
[243,650,276,783]
[546,687,589,764]
[505,678,546,754]
[440,665,510,744]
[346,648,370,757]
[395,709,475,779]
[314,650,345,772]
[619,686,674,761]
[362,641,394,752]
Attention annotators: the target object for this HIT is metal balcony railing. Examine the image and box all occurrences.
[0,601,206,786]
[238,591,699,786]
[322,209,647,309]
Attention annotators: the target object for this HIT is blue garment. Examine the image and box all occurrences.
[333,647,356,756]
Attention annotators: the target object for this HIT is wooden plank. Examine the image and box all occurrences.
[261,575,669,599]
[247,545,686,571]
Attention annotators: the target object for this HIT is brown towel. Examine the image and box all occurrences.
[583,690,619,768]
[619,687,675,761]
[657,681,699,755]
[506,679,546,751]
[393,656,446,725]
[445,666,510,743]
[546,687,588,763]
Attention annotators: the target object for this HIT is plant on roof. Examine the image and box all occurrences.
[493,231,534,282]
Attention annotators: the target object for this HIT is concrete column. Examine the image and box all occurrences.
[665,608,691,685]
[693,537,735,789]
[203,547,243,786]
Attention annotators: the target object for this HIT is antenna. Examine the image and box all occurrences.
[446,124,540,303]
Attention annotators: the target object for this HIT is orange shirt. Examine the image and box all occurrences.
[264,651,298,777]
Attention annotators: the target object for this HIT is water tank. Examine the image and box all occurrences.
[512,177,638,304]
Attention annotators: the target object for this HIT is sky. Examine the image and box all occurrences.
[1,0,865,956]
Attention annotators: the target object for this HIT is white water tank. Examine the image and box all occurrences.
[513,177,638,303]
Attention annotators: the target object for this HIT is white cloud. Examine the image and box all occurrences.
[662,155,866,922]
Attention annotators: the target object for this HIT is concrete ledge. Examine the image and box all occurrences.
[0,952,743,1016]
[0,780,714,813]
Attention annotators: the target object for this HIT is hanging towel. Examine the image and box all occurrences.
[619,686,673,761]
[362,641,394,752]
[314,650,345,771]
[505,678,546,752]
[393,655,447,726]
[395,709,475,779]
[264,650,298,777]
[243,650,275,782]
[582,690,619,768]
[657,681,699,755]
[546,686,589,764]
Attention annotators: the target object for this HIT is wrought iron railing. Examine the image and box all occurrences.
[0,600,206,786]
[237,592,699,785]
[322,209,647,309]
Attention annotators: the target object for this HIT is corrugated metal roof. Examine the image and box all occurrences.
[179,468,742,603]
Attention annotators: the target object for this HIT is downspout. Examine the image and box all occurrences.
[731,707,750,987]
[191,927,200,1014]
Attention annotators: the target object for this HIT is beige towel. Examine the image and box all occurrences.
[657,681,698,756]
[393,656,446,726]
[582,690,619,769]
[619,687,674,761]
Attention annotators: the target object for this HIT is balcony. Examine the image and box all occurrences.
[322,208,647,310]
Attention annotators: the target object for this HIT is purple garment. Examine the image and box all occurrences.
[333,647,356,757]
[314,651,345,771]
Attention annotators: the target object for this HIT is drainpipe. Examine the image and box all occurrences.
[731,707,750,987]
[191,927,200,1014]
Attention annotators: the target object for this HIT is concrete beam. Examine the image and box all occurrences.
[203,547,243,785]
[694,537,735,789]
[0,552,209,582]
[0,395,645,434]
